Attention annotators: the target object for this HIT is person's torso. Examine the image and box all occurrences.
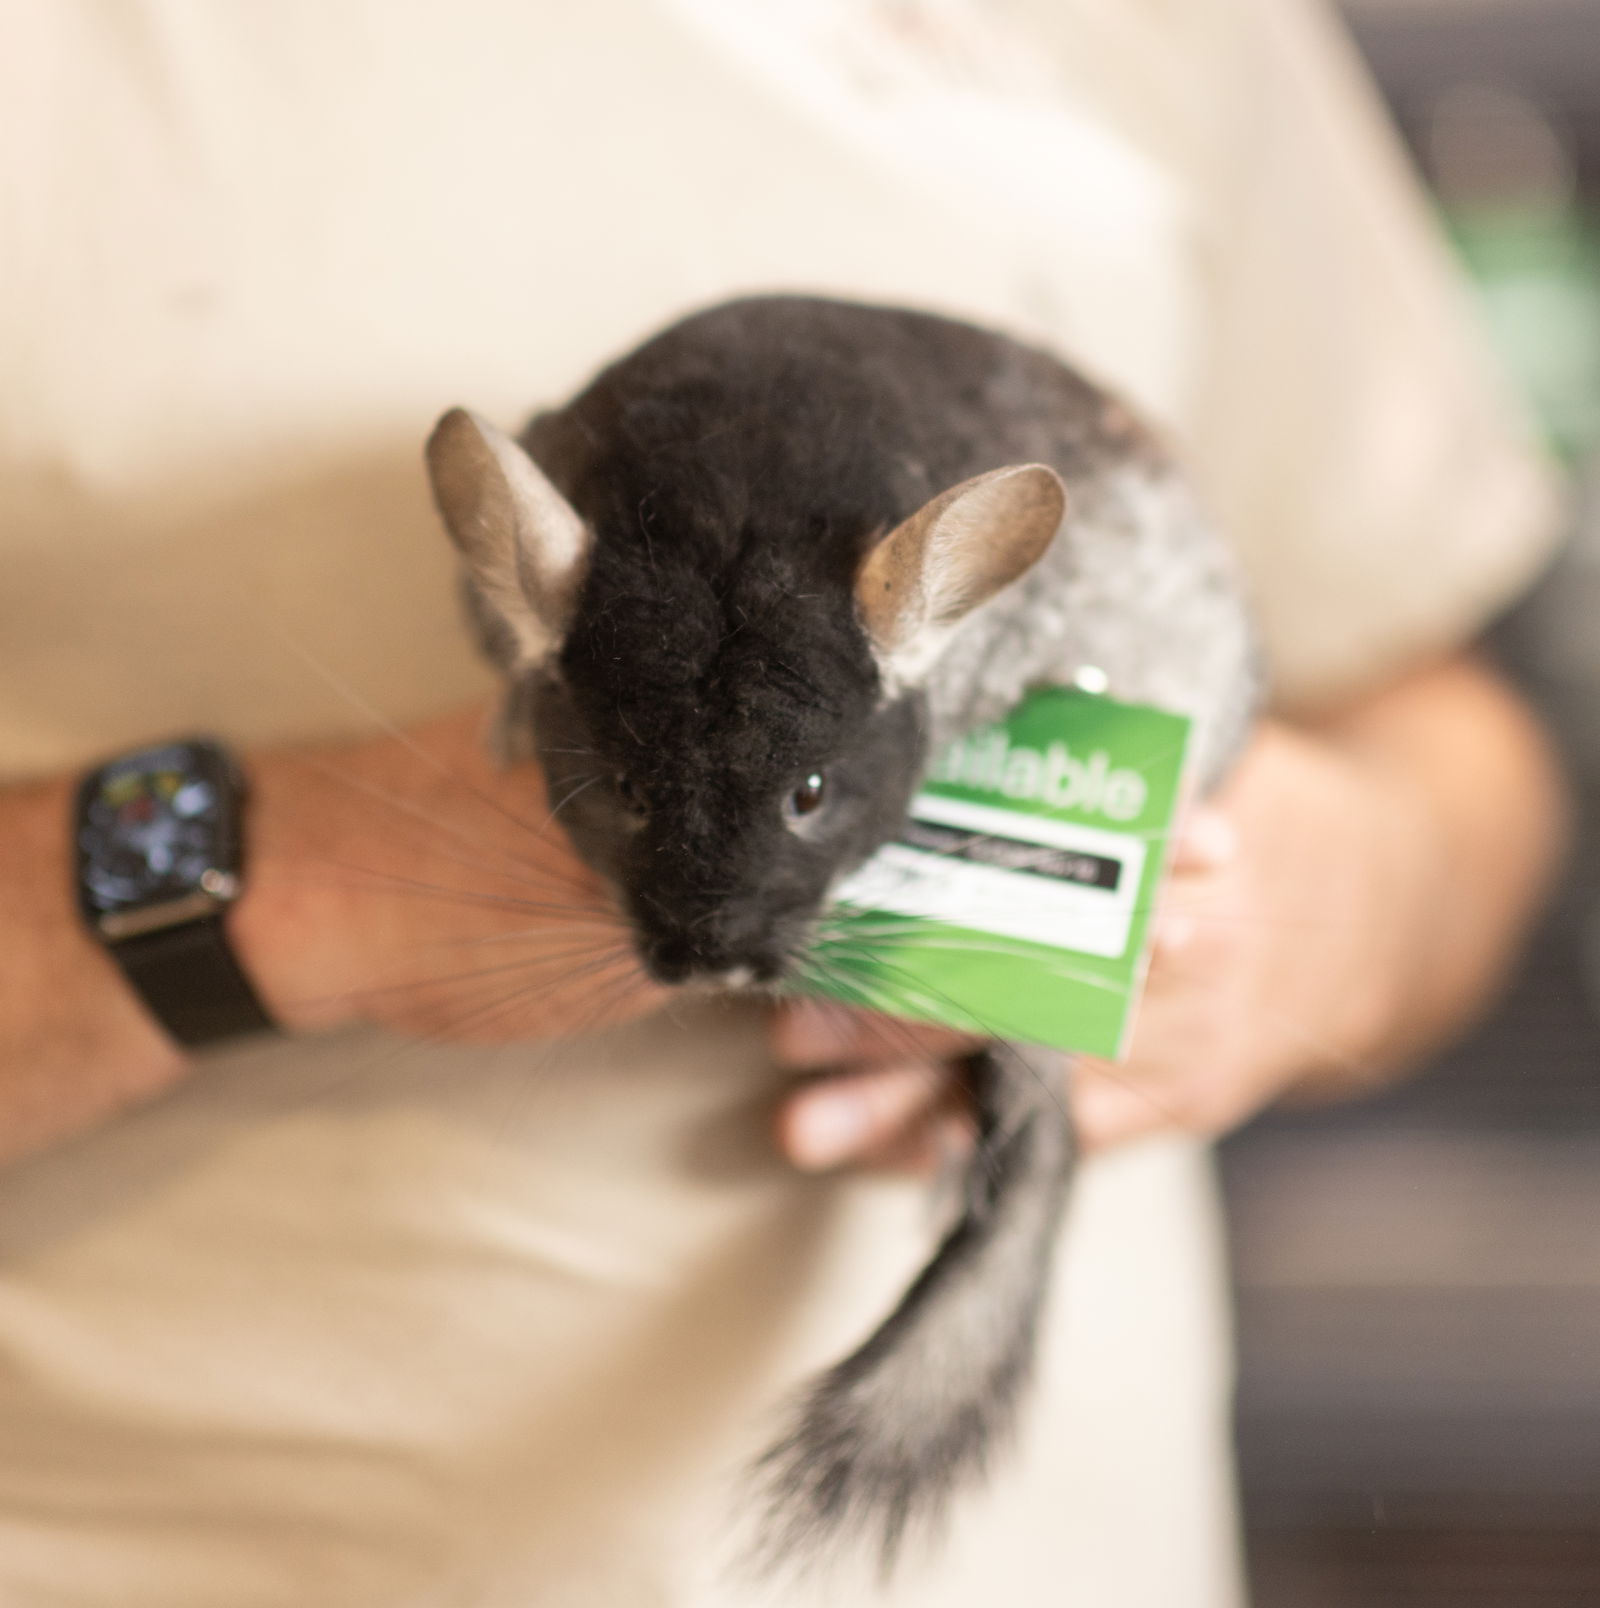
[0,6,1240,1605]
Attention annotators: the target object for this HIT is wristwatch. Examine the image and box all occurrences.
[74,737,277,1048]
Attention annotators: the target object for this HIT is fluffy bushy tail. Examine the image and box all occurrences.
[750,1042,1076,1577]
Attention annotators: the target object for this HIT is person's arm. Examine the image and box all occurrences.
[0,706,662,1168]
[771,652,1570,1165]
[0,772,190,1162]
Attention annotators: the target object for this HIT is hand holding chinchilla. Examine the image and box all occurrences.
[424,294,1259,1573]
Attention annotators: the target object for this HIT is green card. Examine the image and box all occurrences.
[800,687,1194,1059]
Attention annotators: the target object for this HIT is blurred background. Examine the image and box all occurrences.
[1227,3,1600,1602]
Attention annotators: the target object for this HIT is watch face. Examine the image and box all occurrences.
[77,740,241,921]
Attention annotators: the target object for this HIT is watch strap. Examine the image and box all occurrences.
[111,913,277,1048]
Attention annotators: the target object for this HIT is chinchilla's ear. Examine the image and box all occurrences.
[854,464,1066,687]
[426,407,592,667]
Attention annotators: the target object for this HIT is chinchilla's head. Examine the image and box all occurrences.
[426,406,1063,987]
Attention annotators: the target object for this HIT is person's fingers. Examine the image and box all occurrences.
[847,1106,976,1177]
[1147,808,1239,963]
[1151,907,1198,958]
[777,1059,951,1170]
[1071,1057,1183,1151]
[770,996,980,1069]
[1169,804,1238,873]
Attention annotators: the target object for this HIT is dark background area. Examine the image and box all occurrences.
[1226,4,1600,1603]
[1348,0,1600,194]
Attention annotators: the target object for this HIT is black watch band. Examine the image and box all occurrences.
[110,914,277,1049]
[76,736,278,1052]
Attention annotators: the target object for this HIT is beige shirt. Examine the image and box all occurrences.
[0,2,1558,1605]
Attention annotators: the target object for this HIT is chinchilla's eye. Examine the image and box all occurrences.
[615,772,645,814]
[787,772,827,819]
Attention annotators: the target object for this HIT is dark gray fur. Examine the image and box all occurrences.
[427,295,1261,1577]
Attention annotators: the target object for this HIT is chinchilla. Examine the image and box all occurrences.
[424,295,1260,1575]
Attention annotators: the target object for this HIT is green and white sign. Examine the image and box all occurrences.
[802,687,1194,1060]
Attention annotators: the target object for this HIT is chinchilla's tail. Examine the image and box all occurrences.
[749,1042,1075,1577]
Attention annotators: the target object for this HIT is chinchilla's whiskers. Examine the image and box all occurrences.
[817,926,1126,998]
[285,942,646,1108]
[915,945,1122,995]
[466,943,641,1026]
[290,752,602,904]
[440,950,642,1050]
[539,772,603,834]
[295,858,617,924]
[267,626,598,867]
[539,960,655,1052]
[291,932,636,1015]
[359,833,608,919]
[422,918,625,951]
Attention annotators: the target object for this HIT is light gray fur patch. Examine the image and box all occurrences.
[922,461,1260,789]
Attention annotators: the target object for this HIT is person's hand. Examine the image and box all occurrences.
[772,708,1480,1168]
[770,795,1260,1167]
[232,705,667,1043]
[0,702,664,1170]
